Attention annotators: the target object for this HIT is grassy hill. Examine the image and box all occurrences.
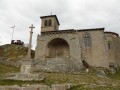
[0,44,120,89]
[0,63,120,89]
[0,63,19,76]
[0,44,35,61]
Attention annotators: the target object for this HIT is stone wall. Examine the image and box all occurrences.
[34,57,81,72]
[104,33,120,67]
[112,37,120,67]
[89,30,109,68]
[35,31,82,72]
[41,16,59,32]
[35,31,82,64]
[0,84,72,90]
[105,34,116,65]
[35,29,120,70]
[78,30,109,68]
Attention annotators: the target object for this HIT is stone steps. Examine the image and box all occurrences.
[0,84,72,90]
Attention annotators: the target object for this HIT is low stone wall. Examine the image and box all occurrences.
[0,84,72,90]
[34,58,82,73]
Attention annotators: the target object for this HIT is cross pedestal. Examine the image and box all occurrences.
[20,59,34,74]
[21,24,35,74]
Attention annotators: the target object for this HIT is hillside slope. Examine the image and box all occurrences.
[0,63,19,76]
[0,44,35,61]
[1,44,120,90]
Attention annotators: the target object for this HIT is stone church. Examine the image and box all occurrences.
[33,15,120,72]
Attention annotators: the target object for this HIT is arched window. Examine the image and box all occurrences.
[44,20,47,26]
[48,19,52,26]
[83,33,91,47]
[108,41,112,49]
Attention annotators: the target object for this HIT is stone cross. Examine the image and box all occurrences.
[27,24,35,59]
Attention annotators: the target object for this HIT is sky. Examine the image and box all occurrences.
[0,0,120,49]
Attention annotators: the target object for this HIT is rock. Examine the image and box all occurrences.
[110,68,116,74]
[5,73,45,81]
[18,55,24,59]
[51,84,72,90]
[0,84,73,90]
[96,70,107,78]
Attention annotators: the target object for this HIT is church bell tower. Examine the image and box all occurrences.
[40,15,60,32]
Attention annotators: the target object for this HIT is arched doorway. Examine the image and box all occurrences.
[46,38,70,58]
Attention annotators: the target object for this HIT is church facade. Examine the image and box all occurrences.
[34,15,120,72]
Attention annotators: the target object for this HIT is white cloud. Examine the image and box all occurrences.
[0,0,120,49]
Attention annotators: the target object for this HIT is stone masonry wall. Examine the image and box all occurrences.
[105,34,116,65]
[104,33,120,67]
[35,31,82,64]
[112,37,120,67]
[35,30,110,69]
[90,30,109,68]
[78,30,109,68]
[41,17,59,32]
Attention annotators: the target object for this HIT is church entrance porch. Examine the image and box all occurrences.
[46,38,70,58]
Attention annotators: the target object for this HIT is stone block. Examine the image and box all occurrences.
[51,84,71,90]
[37,85,51,90]
[4,86,20,90]
[22,87,36,90]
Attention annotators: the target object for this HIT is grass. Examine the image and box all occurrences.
[1,46,120,89]
[107,70,120,80]
[0,63,44,86]
[0,80,42,86]
[0,63,19,77]
[69,85,120,90]
[0,72,107,86]
[0,63,120,87]
[0,67,111,86]
[43,72,110,85]
[0,44,35,61]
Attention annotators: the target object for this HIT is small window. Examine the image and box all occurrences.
[108,41,112,49]
[48,19,52,26]
[83,33,91,47]
[45,20,47,26]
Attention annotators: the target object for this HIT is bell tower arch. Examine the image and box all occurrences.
[40,15,60,32]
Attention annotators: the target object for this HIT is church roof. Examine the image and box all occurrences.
[41,28,105,33]
[41,28,105,35]
[76,28,105,31]
[40,15,60,25]
[105,32,119,37]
